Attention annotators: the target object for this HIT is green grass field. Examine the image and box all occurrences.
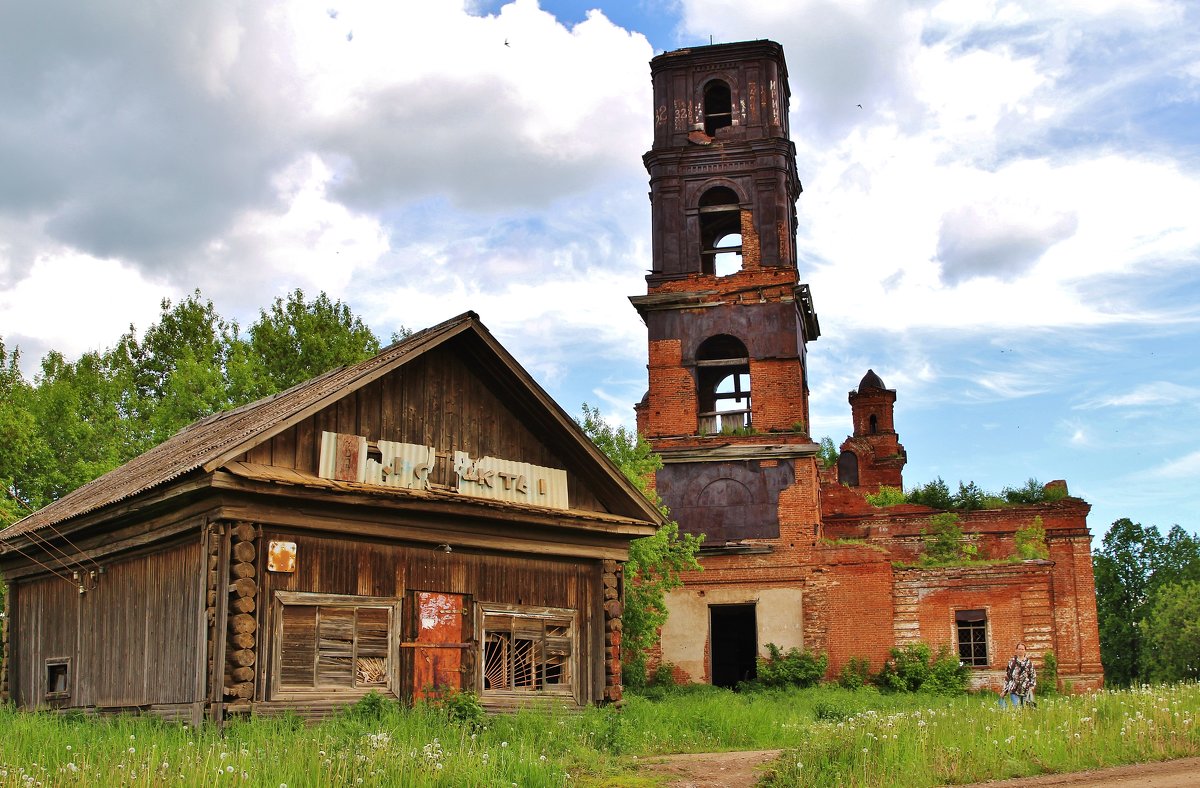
[1,682,1197,786]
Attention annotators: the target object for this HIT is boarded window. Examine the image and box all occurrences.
[956,609,988,667]
[275,592,397,692]
[481,606,575,696]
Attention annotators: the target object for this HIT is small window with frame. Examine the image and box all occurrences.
[273,592,399,696]
[955,609,988,667]
[480,604,576,698]
[45,657,71,700]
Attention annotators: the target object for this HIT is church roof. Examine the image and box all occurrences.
[858,369,886,392]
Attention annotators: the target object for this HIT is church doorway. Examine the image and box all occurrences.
[709,603,757,688]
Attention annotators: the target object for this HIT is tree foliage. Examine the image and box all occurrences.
[1141,580,1200,683]
[1014,516,1050,560]
[0,290,382,527]
[817,436,839,469]
[923,513,965,564]
[576,404,702,686]
[1094,518,1200,686]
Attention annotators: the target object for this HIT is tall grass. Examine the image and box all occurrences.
[763,682,1200,786]
[0,682,1197,786]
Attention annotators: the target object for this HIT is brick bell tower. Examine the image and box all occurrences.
[630,40,822,686]
[631,40,821,545]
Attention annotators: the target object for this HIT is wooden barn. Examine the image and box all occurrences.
[0,312,661,723]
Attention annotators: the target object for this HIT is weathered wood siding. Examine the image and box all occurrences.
[258,530,601,704]
[240,345,605,512]
[11,539,204,710]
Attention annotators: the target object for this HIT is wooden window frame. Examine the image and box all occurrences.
[44,657,71,700]
[270,591,400,701]
[955,609,989,667]
[477,603,578,702]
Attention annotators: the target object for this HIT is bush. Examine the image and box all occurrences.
[837,657,872,690]
[925,646,969,694]
[906,477,953,510]
[757,643,828,688]
[953,481,986,511]
[865,486,906,507]
[344,690,393,722]
[877,643,932,692]
[438,689,487,729]
[1041,651,1059,695]
[1015,516,1050,560]
[923,513,964,564]
[877,642,968,695]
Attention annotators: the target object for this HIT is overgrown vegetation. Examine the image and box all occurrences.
[1014,516,1050,560]
[754,643,828,689]
[865,485,906,507]
[922,512,971,564]
[875,643,969,695]
[4,682,1199,786]
[903,476,1067,512]
[576,404,702,687]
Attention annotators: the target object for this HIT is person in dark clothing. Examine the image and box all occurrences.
[999,642,1036,707]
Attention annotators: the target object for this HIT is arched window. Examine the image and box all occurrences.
[697,335,751,434]
[699,187,742,276]
[704,80,733,137]
[869,414,878,434]
[837,450,860,487]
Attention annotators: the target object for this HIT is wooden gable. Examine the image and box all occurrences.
[228,329,629,517]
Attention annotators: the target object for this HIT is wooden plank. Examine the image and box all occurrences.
[294,416,317,474]
[272,427,297,471]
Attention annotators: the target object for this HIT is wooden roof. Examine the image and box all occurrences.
[0,312,663,543]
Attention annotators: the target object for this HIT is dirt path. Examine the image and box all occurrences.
[636,751,1200,787]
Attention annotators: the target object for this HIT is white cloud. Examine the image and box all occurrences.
[1077,382,1196,410]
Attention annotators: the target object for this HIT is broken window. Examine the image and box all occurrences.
[956,609,988,667]
[699,187,742,276]
[45,658,70,699]
[703,79,733,136]
[274,592,398,693]
[480,605,575,696]
[697,335,751,434]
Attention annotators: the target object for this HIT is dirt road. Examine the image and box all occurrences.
[637,751,1200,787]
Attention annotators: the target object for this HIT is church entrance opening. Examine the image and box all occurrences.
[710,603,757,688]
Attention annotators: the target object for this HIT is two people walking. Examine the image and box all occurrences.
[999,642,1037,707]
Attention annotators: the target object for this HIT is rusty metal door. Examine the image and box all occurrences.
[406,592,470,701]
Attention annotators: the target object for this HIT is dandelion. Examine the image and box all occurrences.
[226,765,235,774]
[501,741,509,748]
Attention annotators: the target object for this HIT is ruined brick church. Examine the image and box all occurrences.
[631,41,1103,692]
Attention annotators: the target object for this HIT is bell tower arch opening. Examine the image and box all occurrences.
[703,79,733,137]
[699,186,743,276]
[697,335,751,435]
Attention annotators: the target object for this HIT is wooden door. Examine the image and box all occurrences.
[407,592,470,701]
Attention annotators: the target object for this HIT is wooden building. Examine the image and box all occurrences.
[632,41,1103,691]
[0,313,660,723]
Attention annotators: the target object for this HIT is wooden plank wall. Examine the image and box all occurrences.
[11,539,204,710]
[244,348,605,512]
[259,530,600,702]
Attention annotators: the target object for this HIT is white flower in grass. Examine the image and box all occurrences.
[226,765,234,774]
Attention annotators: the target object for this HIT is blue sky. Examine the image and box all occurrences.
[1,0,1198,543]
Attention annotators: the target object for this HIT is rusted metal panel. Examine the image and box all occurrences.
[410,592,466,701]
[657,460,794,542]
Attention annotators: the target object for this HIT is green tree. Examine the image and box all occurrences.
[952,480,986,511]
[1014,516,1050,560]
[923,512,964,564]
[907,477,953,510]
[245,289,381,396]
[576,404,702,686]
[1093,518,1162,686]
[817,436,838,469]
[1141,580,1200,683]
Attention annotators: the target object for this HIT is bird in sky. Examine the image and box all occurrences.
[504,39,510,47]
[857,104,863,109]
